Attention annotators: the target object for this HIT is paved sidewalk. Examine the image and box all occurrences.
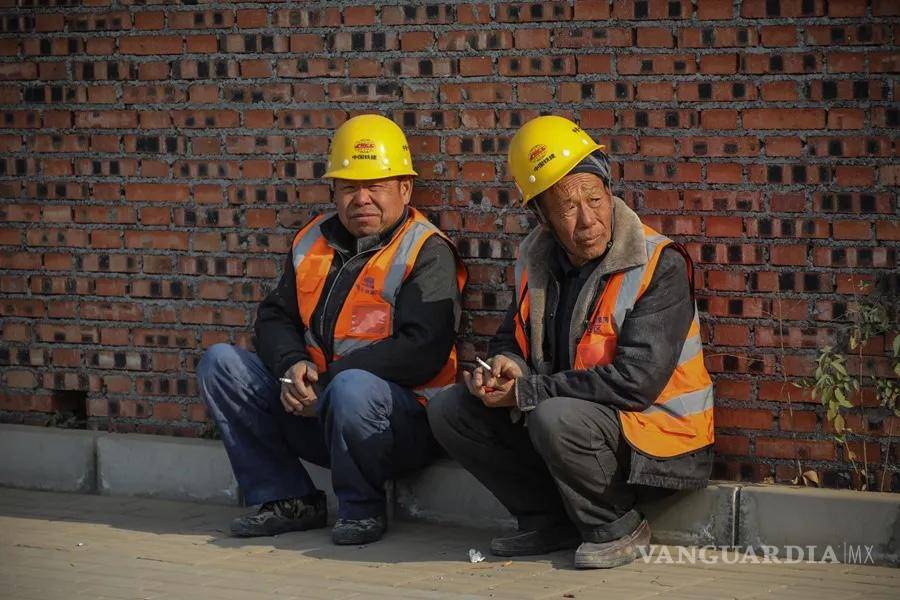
[0,488,896,599]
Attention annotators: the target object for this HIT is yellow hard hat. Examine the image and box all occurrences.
[323,114,417,180]
[507,115,603,205]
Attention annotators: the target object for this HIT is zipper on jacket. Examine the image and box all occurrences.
[318,247,378,361]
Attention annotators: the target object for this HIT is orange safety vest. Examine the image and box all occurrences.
[290,207,466,405]
[513,225,714,458]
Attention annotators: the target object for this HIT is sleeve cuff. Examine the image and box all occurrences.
[515,375,545,412]
[500,351,531,377]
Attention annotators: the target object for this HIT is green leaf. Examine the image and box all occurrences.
[833,415,847,433]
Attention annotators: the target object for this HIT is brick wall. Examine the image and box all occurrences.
[0,0,897,491]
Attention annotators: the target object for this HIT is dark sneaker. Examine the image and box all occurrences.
[230,491,327,538]
[490,523,581,557]
[574,519,651,569]
[331,515,386,545]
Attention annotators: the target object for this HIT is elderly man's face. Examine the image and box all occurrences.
[540,172,613,266]
[333,177,412,238]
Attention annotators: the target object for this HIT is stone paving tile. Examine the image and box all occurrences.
[1,487,896,600]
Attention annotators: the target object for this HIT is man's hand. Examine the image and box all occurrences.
[280,360,319,416]
[463,354,524,408]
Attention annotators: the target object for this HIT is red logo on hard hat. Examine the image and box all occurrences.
[528,144,547,162]
[354,139,376,151]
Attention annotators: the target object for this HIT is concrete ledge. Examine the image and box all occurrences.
[395,459,515,529]
[3,424,898,565]
[396,460,739,546]
[739,484,900,567]
[639,483,738,547]
[0,424,98,493]
[96,433,238,506]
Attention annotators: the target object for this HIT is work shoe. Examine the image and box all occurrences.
[331,515,386,545]
[574,519,651,569]
[490,522,581,557]
[230,491,327,537]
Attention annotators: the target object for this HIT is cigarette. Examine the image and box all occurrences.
[475,357,492,371]
[279,377,293,384]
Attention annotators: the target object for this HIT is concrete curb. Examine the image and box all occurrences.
[395,458,515,529]
[1,424,897,565]
[639,483,738,547]
[96,433,240,505]
[738,484,900,567]
[93,431,341,516]
[0,424,98,493]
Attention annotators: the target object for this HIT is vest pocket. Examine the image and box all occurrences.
[348,303,391,338]
[574,334,616,369]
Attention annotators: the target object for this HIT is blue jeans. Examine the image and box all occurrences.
[197,343,435,520]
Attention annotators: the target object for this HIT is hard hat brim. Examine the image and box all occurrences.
[323,167,418,180]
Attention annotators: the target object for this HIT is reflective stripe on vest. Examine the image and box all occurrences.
[290,208,466,405]
[513,224,714,458]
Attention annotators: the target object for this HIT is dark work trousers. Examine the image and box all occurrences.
[197,343,435,520]
[427,384,642,543]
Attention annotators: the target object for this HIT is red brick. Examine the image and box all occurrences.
[697,0,732,18]
[125,183,190,203]
[743,108,825,129]
[715,435,749,456]
[760,25,798,46]
[876,221,900,241]
[832,221,871,240]
[636,27,673,48]
[573,1,611,19]
[713,324,750,346]
[700,109,737,129]
[715,407,773,430]
[700,54,738,74]
[514,29,550,49]
[401,31,433,51]
[119,35,182,55]
[236,9,267,28]
[459,57,493,77]
[779,411,819,432]
[756,438,835,461]
[342,6,375,25]
[705,216,743,237]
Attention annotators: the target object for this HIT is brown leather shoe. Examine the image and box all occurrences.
[573,519,651,569]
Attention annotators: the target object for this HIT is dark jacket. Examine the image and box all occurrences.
[253,208,463,388]
[490,197,713,490]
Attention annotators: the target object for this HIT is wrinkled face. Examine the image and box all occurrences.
[333,177,412,238]
[540,172,613,266]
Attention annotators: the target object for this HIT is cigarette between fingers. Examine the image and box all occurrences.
[475,357,492,371]
[279,377,292,384]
